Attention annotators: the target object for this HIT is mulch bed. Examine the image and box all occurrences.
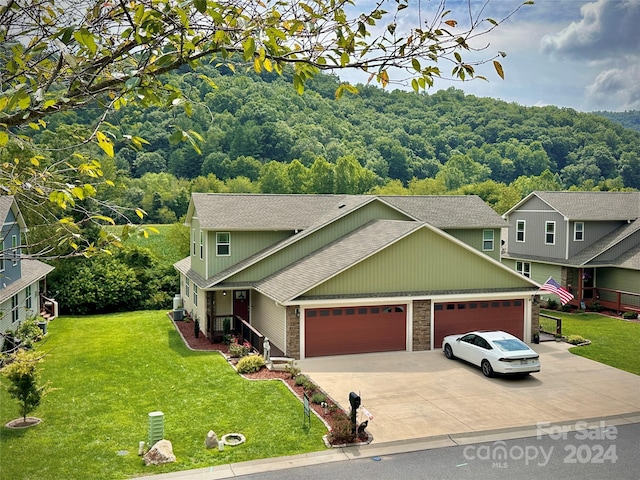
[171,316,370,446]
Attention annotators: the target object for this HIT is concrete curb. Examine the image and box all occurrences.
[147,412,640,479]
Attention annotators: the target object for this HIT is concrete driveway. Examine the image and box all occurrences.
[298,342,640,444]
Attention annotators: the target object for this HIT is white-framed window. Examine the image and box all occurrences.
[482,229,494,251]
[516,220,525,242]
[574,222,584,241]
[216,232,230,256]
[11,234,18,266]
[545,221,556,245]
[516,261,531,278]
[25,285,32,310]
[193,286,198,306]
[0,249,4,272]
[11,294,19,323]
[185,278,190,297]
[192,228,196,256]
[199,231,204,259]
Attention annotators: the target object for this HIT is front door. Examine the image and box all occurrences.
[233,290,250,322]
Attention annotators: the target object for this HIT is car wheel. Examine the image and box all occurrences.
[481,359,494,377]
[444,344,455,359]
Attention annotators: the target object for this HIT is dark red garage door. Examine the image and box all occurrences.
[433,299,524,348]
[305,305,406,357]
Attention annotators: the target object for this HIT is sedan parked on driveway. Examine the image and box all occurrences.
[442,330,540,377]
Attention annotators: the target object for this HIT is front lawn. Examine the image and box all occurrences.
[541,310,640,376]
[0,311,327,480]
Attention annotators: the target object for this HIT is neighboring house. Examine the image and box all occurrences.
[174,194,540,359]
[0,196,57,336]
[502,191,640,313]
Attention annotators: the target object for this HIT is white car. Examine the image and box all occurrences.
[442,330,540,377]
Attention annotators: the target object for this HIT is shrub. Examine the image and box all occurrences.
[229,338,252,358]
[622,311,638,320]
[236,355,265,374]
[311,392,326,404]
[295,374,308,387]
[302,378,316,393]
[328,410,355,445]
[567,335,587,345]
[546,299,559,310]
[16,316,44,349]
[284,360,301,379]
[588,301,603,312]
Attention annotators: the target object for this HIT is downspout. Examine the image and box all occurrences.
[565,217,570,260]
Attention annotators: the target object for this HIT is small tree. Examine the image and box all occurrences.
[1,350,50,423]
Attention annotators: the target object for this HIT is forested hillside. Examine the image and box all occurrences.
[594,111,640,133]
[26,66,640,222]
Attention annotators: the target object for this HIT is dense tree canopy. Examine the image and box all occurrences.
[0,0,533,257]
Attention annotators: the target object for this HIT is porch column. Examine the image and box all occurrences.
[285,306,300,359]
[412,299,431,351]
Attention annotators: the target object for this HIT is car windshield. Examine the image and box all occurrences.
[492,339,529,352]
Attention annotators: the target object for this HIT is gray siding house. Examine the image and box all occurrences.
[502,191,640,313]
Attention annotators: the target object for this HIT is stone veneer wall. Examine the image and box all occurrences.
[285,306,300,359]
[531,299,540,337]
[412,299,431,351]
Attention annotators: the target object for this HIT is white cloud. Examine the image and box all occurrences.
[585,65,640,110]
[541,0,640,60]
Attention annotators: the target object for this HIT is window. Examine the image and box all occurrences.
[216,232,230,256]
[192,228,196,255]
[574,222,584,241]
[185,278,190,297]
[482,229,494,251]
[516,261,531,278]
[11,234,18,266]
[25,285,32,310]
[193,286,198,306]
[199,231,204,259]
[11,294,19,323]
[545,221,556,245]
[516,220,526,242]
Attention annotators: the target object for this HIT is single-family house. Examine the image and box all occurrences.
[0,196,57,337]
[174,194,541,359]
[502,191,640,313]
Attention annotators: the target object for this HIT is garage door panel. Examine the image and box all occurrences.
[305,305,406,357]
[434,300,524,348]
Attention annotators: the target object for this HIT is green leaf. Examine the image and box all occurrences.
[0,131,8,147]
[193,0,207,14]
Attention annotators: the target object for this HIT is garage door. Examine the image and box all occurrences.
[305,305,406,357]
[433,299,524,348]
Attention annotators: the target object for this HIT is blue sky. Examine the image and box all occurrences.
[339,0,640,112]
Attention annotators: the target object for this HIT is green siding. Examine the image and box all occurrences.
[304,227,533,297]
[446,228,501,261]
[502,259,563,303]
[597,268,640,307]
[207,230,291,276]
[190,217,206,278]
[229,200,412,283]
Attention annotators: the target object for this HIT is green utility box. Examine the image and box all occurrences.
[148,411,164,446]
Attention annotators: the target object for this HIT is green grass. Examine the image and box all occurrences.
[109,223,188,266]
[0,311,327,480]
[541,310,640,376]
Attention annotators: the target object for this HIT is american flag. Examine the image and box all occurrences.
[540,277,574,305]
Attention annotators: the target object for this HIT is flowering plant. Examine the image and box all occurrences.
[229,338,252,358]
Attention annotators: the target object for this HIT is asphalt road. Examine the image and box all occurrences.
[234,422,640,480]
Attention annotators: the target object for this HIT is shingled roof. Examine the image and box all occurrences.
[255,219,422,302]
[509,191,640,221]
[189,193,505,231]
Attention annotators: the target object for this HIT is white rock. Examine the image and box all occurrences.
[144,439,176,466]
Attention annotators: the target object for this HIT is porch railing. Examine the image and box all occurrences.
[594,288,640,313]
[236,316,264,356]
[540,313,562,336]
